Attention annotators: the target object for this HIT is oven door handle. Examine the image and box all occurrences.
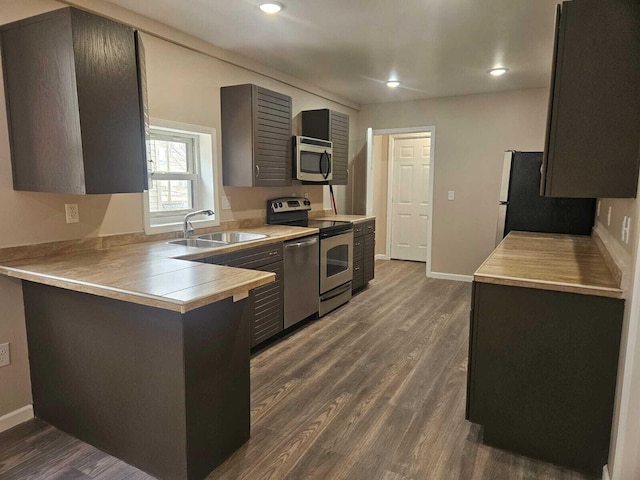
[321,230,352,239]
[285,237,318,249]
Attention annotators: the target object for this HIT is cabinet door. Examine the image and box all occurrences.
[253,86,292,186]
[363,232,375,284]
[329,111,349,186]
[468,282,624,474]
[541,0,640,198]
[0,8,145,194]
[250,261,283,347]
[352,237,364,291]
[71,9,146,194]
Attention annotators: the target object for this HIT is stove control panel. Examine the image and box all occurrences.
[268,197,311,213]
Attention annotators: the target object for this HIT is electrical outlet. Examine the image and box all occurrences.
[65,203,79,224]
[222,196,231,210]
[448,191,455,201]
[622,216,628,242]
[304,192,309,199]
[0,343,10,368]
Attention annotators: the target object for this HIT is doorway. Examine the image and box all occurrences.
[366,126,435,275]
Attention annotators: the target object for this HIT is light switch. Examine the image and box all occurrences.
[448,191,455,201]
[607,206,612,226]
[597,200,600,217]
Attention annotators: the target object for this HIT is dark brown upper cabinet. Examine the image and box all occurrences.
[220,84,292,187]
[0,7,147,195]
[541,0,640,198]
[302,109,350,185]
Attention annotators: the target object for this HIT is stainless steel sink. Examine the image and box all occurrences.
[197,232,269,243]
[167,238,229,248]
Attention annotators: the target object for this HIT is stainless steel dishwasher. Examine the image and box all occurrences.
[283,235,319,328]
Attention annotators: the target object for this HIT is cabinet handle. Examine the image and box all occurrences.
[355,242,361,247]
[354,266,361,271]
[255,165,260,178]
[268,251,278,255]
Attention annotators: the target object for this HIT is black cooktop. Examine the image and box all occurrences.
[286,219,352,236]
[266,197,353,236]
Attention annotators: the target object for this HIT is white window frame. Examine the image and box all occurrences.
[143,118,219,234]
[148,130,199,219]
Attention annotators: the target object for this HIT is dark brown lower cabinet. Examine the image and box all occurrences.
[23,282,250,480]
[353,220,375,292]
[353,236,364,290]
[250,262,284,346]
[466,282,624,475]
[206,242,284,347]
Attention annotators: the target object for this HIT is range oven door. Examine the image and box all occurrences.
[320,231,353,294]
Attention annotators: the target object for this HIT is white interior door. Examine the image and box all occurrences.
[390,136,431,262]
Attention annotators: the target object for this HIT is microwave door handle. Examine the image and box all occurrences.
[321,151,330,179]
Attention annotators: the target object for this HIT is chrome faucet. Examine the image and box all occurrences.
[183,209,214,239]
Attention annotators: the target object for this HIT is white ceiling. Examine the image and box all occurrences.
[105,0,558,105]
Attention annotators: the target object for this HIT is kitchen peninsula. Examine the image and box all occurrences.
[0,225,317,480]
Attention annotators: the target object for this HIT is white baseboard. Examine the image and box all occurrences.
[602,464,610,480]
[375,254,390,260]
[429,272,473,283]
[0,405,34,433]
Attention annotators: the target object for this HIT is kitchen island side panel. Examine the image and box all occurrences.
[183,296,251,479]
[22,281,188,479]
[467,281,623,474]
[22,282,252,480]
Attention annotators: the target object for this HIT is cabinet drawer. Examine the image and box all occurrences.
[207,242,283,269]
[353,237,364,259]
[353,223,365,237]
[365,220,375,234]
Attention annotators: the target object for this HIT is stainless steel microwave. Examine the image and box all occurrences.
[294,136,333,182]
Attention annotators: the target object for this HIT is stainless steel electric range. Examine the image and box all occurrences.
[267,197,353,316]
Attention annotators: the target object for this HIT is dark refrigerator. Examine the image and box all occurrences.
[496,151,596,245]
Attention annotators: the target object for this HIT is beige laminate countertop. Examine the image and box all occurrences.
[316,214,376,224]
[474,231,623,299]
[0,225,318,313]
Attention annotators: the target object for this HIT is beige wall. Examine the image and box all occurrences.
[0,0,359,417]
[358,88,549,276]
[598,195,640,480]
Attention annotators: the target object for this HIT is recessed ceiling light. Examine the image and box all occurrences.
[386,80,401,88]
[489,68,508,77]
[259,2,283,14]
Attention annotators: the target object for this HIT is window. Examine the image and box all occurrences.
[143,119,218,234]
[148,131,198,216]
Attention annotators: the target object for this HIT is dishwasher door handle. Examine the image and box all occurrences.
[285,238,318,249]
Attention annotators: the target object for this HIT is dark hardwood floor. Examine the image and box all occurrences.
[0,260,596,480]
